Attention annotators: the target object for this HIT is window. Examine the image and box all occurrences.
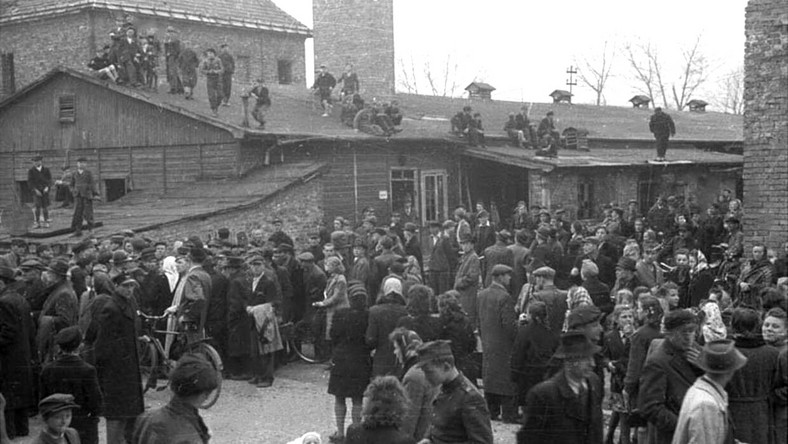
[577,179,595,219]
[277,60,293,84]
[391,169,417,215]
[58,95,75,123]
[421,170,448,224]
[1,51,15,95]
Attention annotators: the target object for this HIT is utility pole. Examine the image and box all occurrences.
[566,65,577,103]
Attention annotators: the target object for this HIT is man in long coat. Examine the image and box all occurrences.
[427,221,453,296]
[0,268,35,439]
[648,107,676,161]
[454,235,481,327]
[69,157,98,236]
[28,155,52,228]
[477,265,518,423]
[224,257,251,379]
[247,255,280,387]
[163,26,182,93]
[638,310,703,444]
[168,247,212,344]
[38,260,79,363]
[218,43,235,105]
[736,243,774,306]
[482,231,514,287]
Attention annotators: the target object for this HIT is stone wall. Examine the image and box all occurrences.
[0,10,306,94]
[743,0,788,249]
[312,0,395,98]
[141,179,324,251]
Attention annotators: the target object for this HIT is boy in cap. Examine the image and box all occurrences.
[69,157,98,237]
[28,155,52,229]
[416,340,493,444]
[40,326,102,444]
[518,330,604,444]
[32,394,81,444]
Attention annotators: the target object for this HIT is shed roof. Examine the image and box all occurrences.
[629,95,651,104]
[687,99,709,106]
[465,82,496,91]
[0,0,310,35]
[550,89,573,98]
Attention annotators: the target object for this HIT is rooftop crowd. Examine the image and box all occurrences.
[1,188,786,444]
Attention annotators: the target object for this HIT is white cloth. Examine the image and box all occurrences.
[672,375,730,444]
[164,274,186,358]
[162,256,179,293]
[247,303,283,355]
[286,432,321,444]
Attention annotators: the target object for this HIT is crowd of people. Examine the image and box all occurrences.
[1,187,787,443]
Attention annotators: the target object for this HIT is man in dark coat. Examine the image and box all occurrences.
[417,340,493,444]
[511,301,559,409]
[454,236,481,327]
[482,231,514,288]
[649,107,676,161]
[529,266,568,334]
[473,211,496,256]
[312,64,337,116]
[69,157,98,236]
[637,310,702,444]
[167,247,212,344]
[402,223,422,269]
[204,256,228,361]
[223,257,251,379]
[366,284,408,377]
[372,236,402,300]
[85,277,144,444]
[38,260,79,363]
[164,26,183,93]
[477,265,518,423]
[518,331,604,444]
[218,43,235,106]
[247,255,281,387]
[426,221,454,297]
[177,43,200,99]
[117,27,142,86]
[0,267,35,440]
[28,155,52,229]
[268,218,295,247]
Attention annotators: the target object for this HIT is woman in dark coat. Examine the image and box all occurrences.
[85,277,144,444]
[224,262,251,378]
[511,301,559,409]
[345,376,416,444]
[727,307,780,444]
[366,281,408,377]
[328,281,372,443]
[396,284,441,342]
[602,305,635,444]
[0,278,35,439]
[436,290,479,384]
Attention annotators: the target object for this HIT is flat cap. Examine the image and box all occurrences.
[567,304,602,329]
[296,252,315,262]
[138,247,157,262]
[532,266,556,278]
[663,309,697,331]
[54,325,82,350]
[491,264,513,276]
[404,222,418,233]
[71,239,93,255]
[38,394,80,419]
[170,354,219,397]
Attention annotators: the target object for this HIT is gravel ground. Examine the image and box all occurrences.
[15,360,522,443]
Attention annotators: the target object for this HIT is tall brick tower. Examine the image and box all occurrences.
[742,0,788,249]
[312,0,395,98]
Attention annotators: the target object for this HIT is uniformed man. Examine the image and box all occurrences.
[416,340,493,444]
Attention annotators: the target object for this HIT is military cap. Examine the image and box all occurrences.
[417,340,455,365]
[296,252,315,262]
[553,330,601,360]
[55,326,82,351]
[567,304,602,329]
[663,309,697,331]
[154,240,167,247]
[532,266,556,278]
[71,238,93,255]
[38,394,80,419]
[139,247,157,262]
[0,266,17,283]
[617,257,637,272]
[491,264,513,276]
[170,354,219,397]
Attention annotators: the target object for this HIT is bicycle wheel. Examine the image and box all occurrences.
[195,342,223,409]
[291,319,327,364]
[138,338,159,394]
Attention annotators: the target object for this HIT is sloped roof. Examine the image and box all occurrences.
[466,82,496,91]
[0,0,310,35]
[550,89,573,98]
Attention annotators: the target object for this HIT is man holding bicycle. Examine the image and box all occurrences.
[166,247,212,345]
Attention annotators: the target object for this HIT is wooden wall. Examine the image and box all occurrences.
[0,73,241,205]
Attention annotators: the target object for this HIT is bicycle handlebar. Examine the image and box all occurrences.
[137,311,171,321]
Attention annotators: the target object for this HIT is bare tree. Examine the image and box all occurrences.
[713,65,744,114]
[671,36,709,110]
[624,36,710,110]
[398,54,459,97]
[575,41,616,105]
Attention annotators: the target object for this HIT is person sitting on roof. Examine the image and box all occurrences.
[535,134,558,158]
[468,112,486,147]
[341,94,364,127]
[450,106,473,136]
[504,113,526,149]
[353,103,387,137]
[88,45,119,83]
[248,78,271,129]
[374,102,401,136]
[537,111,561,146]
[384,100,403,126]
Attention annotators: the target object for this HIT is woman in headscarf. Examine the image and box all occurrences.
[345,376,415,444]
[389,328,436,441]
[327,281,371,444]
[396,285,441,342]
[698,300,727,343]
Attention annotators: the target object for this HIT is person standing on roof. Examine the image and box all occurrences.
[312,64,337,117]
[649,107,676,162]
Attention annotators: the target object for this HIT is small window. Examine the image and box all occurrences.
[105,178,128,202]
[59,95,76,123]
[277,60,292,84]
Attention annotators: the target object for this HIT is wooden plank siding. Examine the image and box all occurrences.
[287,141,462,226]
[0,73,242,207]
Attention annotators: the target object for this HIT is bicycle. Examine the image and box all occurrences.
[137,311,223,409]
[279,309,329,364]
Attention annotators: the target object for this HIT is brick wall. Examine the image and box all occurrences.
[0,10,306,94]
[312,0,395,98]
[141,179,324,251]
[743,0,788,249]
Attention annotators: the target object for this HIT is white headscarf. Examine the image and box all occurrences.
[161,256,179,292]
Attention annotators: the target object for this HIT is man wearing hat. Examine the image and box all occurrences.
[132,354,217,443]
[69,157,98,237]
[28,154,53,229]
[268,218,294,248]
[136,247,171,316]
[1,238,27,269]
[477,264,519,423]
[40,326,102,444]
[672,339,748,444]
[638,309,703,444]
[518,330,604,444]
[473,210,496,256]
[164,25,182,94]
[39,259,79,363]
[33,394,82,443]
[166,247,212,344]
[0,266,35,439]
[402,222,423,268]
[572,236,616,288]
[454,234,481,327]
[566,304,605,381]
[482,230,514,288]
[427,221,454,296]
[348,240,374,301]
[649,107,676,161]
[416,340,493,444]
[529,266,568,334]
[223,256,253,380]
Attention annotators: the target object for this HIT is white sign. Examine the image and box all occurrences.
[379,190,388,200]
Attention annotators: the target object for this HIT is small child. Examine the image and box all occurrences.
[31,394,81,444]
[40,326,102,444]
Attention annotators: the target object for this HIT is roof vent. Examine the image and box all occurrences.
[687,99,708,113]
[629,95,651,108]
[549,89,572,104]
[465,82,495,100]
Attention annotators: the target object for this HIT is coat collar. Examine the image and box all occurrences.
[663,339,700,384]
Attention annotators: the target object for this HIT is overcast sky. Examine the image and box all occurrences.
[276,0,748,109]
